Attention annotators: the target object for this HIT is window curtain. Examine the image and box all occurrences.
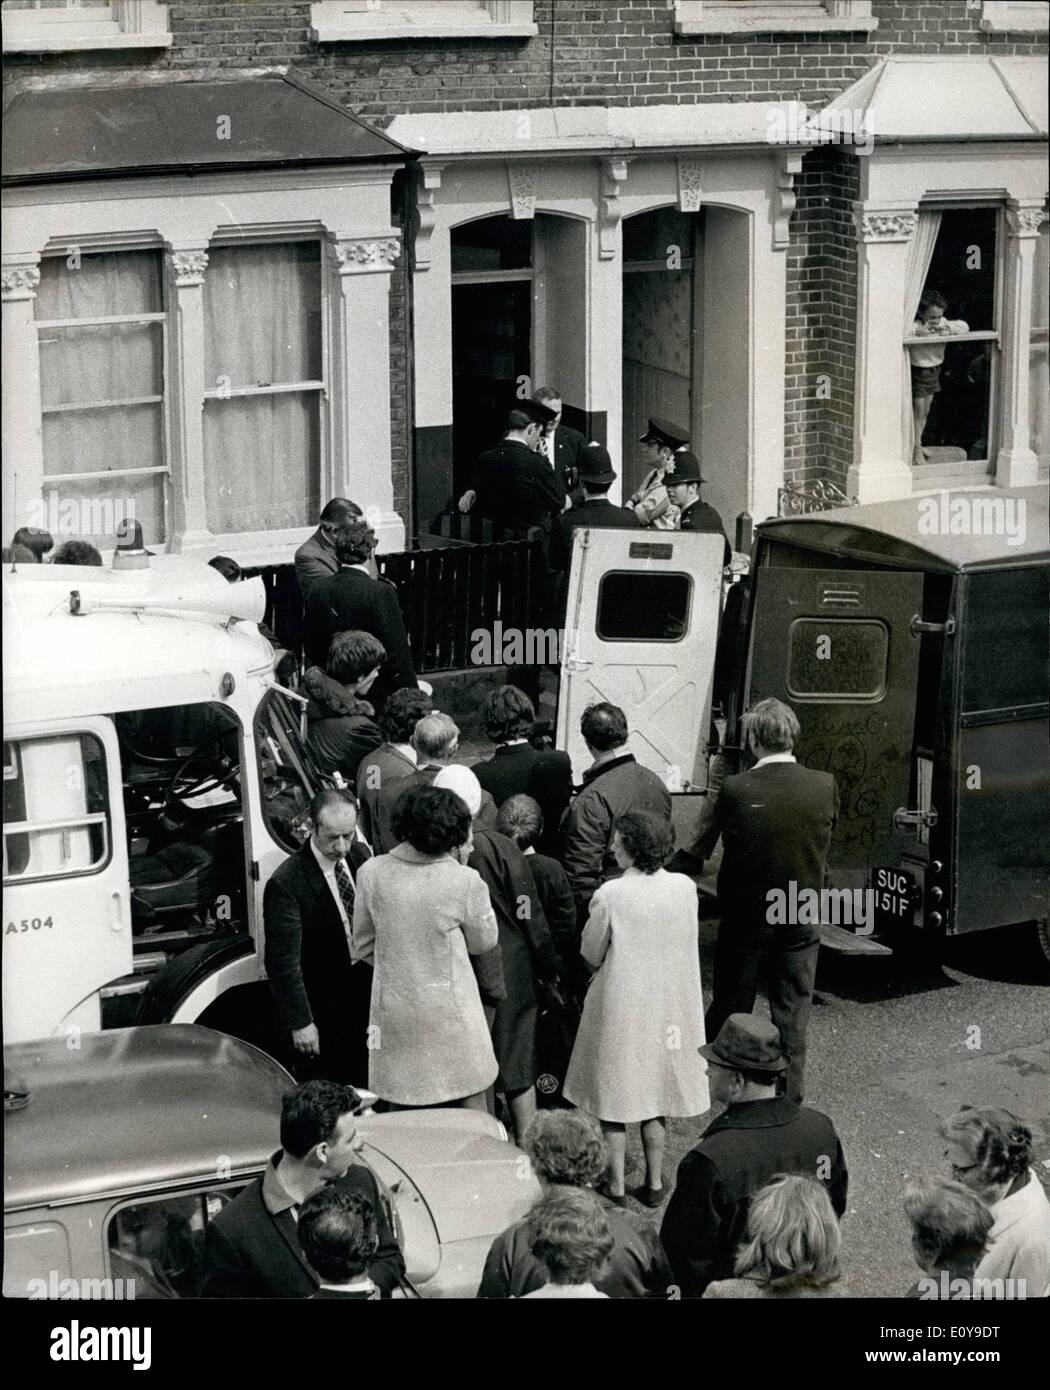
[202,243,322,535]
[901,210,942,464]
[1030,219,1049,467]
[35,251,165,543]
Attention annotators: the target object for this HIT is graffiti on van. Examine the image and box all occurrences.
[799,711,899,859]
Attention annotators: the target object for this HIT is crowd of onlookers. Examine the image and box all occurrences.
[10,503,1046,1301]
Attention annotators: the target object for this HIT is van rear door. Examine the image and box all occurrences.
[558,530,725,784]
[746,567,923,867]
[2,717,132,1041]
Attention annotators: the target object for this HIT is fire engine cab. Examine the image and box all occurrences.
[3,557,315,1047]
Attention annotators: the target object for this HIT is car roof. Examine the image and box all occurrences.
[4,1026,292,1211]
[757,484,1048,573]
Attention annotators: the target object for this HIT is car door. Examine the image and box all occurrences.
[557,529,725,784]
[3,716,132,1042]
[746,566,924,868]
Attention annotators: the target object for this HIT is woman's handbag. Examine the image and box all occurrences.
[534,980,581,1108]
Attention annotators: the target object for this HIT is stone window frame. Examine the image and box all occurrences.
[673,0,877,35]
[309,0,537,43]
[979,1,1049,33]
[1,2,171,54]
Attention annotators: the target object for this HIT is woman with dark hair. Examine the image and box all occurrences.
[351,785,500,1110]
[519,1187,614,1299]
[902,1175,995,1299]
[472,685,573,857]
[564,811,709,1207]
[941,1107,1050,1295]
[354,686,433,845]
[303,630,385,785]
[497,794,577,987]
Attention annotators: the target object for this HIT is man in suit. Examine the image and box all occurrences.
[548,444,641,582]
[705,698,839,1104]
[202,1080,405,1298]
[458,399,565,538]
[473,685,573,859]
[304,518,417,711]
[294,497,362,595]
[666,451,731,568]
[263,788,373,1087]
[534,385,586,501]
[561,702,673,923]
[660,1014,848,1298]
[355,686,432,846]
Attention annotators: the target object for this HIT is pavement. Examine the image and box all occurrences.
[619,916,1050,1297]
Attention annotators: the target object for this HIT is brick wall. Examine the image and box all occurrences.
[5,1,1044,521]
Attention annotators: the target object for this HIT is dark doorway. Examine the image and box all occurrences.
[451,280,532,495]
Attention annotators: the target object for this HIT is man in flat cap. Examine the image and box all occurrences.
[660,1014,849,1298]
[629,417,690,529]
[459,399,566,540]
[666,451,731,568]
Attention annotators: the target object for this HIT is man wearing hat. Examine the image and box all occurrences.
[629,417,689,529]
[548,443,641,579]
[660,1013,849,1298]
[666,452,731,568]
[458,400,566,539]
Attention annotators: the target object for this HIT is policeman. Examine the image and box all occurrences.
[459,398,564,539]
[666,451,730,568]
[629,417,690,529]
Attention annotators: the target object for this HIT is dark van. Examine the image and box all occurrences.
[729,484,1049,963]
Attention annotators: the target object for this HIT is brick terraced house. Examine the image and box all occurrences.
[2,0,1047,560]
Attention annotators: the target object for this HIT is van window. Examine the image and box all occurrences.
[786,619,889,702]
[2,735,109,883]
[3,1221,72,1298]
[596,571,692,643]
[105,1186,246,1300]
[963,568,1050,711]
[255,690,317,852]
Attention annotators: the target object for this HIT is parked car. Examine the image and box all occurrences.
[3,1024,540,1299]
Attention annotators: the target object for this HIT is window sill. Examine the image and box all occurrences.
[2,33,173,53]
[311,20,537,42]
[675,16,877,34]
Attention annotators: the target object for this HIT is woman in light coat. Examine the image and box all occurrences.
[564,811,709,1207]
[352,783,500,1109]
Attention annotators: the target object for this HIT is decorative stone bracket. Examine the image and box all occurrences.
[414,164,445,271]
[677,159,703,214]
[1,263,41,301]
[507,164,538,220]
[599,157,631,260]
[1006,201,1047,239]
[774,151,803,250]
[333,237,402,274]
[168,248,209,287]
[853,205,919,243]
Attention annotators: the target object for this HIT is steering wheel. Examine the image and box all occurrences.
[164,742,241,814]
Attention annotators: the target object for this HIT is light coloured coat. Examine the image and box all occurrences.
[564,867,710,1124]
[975,1170,1050,1297]
[352,843,499,1105]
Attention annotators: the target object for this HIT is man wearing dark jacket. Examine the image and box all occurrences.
[303,630,384,786]
[660,1015,848,1299]
[202,1081,404,1298]
[548,444,641,579]
[706,697,839,1104]
[355,686,432,846]
[263,788,372,1086]
[666,452,731,569]
[304,519,417,711]
[459,400,565,538]
[561,702,672,921]
[294,497,362,595]
[533,386,586,499]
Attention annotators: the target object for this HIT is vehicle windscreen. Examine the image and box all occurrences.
[254,689,318,853]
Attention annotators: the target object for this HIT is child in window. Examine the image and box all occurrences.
[909,289,970,466]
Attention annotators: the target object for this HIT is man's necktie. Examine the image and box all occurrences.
[334,859,356,933]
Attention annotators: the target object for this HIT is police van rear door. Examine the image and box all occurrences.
[558,529,725,785]
[746,566,924,869]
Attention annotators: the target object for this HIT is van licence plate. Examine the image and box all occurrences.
[873,867,913,925]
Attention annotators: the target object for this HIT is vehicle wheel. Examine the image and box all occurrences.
[195,983,290,1065]
[1034,919,1050,975]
